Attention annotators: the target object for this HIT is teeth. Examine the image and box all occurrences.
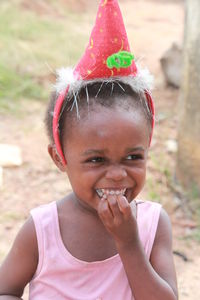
[96,189,103,197]
[96,188,127,198]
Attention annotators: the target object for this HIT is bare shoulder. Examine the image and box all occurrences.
[154,207,173,244]
[0,217,38,297]
[150,207,178,298]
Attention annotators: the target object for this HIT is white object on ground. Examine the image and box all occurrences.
[166,139,178,153]
[0,144,23,167]
[0,166,3,188]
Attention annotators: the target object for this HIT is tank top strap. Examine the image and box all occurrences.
[30,201,58,278]
[136,200,162,259]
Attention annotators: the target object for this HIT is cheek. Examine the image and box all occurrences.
[140,170,146,187]
[66,165,98,188]
[133,165,147,185]
[131,167,146,198]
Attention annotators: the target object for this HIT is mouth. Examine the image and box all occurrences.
[96,188,127,199]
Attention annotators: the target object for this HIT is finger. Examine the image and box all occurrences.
[98,197,113,221]
[117,196,132,216]
[130,200,137,219]
[107,195,122,219]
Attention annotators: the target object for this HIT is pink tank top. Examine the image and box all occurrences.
[29,200,161,300]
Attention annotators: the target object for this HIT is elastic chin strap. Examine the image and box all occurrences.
[52,88,155,166]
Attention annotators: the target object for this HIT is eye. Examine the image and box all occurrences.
[125,154,143,161]
[86,157,105,163]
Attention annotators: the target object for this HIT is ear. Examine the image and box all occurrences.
[48,144,66,172]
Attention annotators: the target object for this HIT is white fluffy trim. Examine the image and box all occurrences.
[54,63,154,96]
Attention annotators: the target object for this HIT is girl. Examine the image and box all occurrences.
[0,0,178,299]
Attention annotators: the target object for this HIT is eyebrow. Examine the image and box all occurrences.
[82,149,106,156]
[82,147,145,156]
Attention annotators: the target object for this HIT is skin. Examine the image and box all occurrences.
[0,102,178,299]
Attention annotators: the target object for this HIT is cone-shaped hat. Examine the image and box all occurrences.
[53,0,154,165]
[75,0,137,79]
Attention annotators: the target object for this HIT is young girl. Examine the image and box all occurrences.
[0,0,178,299]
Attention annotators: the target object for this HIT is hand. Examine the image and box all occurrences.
[97,194,139,248]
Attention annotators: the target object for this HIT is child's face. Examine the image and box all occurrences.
[62,103,150,212]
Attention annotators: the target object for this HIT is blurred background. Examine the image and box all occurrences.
[0,0,200,299]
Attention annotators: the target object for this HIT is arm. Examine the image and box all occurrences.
[0,218,38,299]
[0,297,22,300]
[116,208,178,300]
[98,196,178,300]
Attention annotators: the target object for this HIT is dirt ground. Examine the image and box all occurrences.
[1,0,200,299]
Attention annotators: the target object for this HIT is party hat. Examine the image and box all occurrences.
[53,0,154,165]
[75,0,137,79]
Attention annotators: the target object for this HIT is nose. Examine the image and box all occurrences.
[105,165,127,181]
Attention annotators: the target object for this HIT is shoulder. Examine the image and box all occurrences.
[136,200,162,226]
[136,199,161,211]
[16,216,38,257]
[154,207,173,246]
[8,216,38,270]
[150,207,178,298]
[0,217,38,296]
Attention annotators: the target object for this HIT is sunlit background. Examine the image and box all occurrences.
[0,1,199,299]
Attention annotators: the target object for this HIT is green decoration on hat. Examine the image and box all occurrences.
[106,51,135,69]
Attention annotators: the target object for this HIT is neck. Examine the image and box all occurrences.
[71,193,99,218]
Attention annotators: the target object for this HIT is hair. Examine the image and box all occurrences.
[45,81,153,148]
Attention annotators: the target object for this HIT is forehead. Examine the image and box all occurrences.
[64,106,150,150]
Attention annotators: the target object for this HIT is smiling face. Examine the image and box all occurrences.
[61,101,150,212]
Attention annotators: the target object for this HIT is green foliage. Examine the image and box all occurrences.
[0,63,47,113]
[0,210,22,223]
[146,177,161,201]
[0,0,91,114]
[180,225,200,243]
[189,183,200,200]
[146,151,173,202]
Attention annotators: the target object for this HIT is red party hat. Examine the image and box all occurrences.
[74,0,137,80]
[53,0,154,165]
